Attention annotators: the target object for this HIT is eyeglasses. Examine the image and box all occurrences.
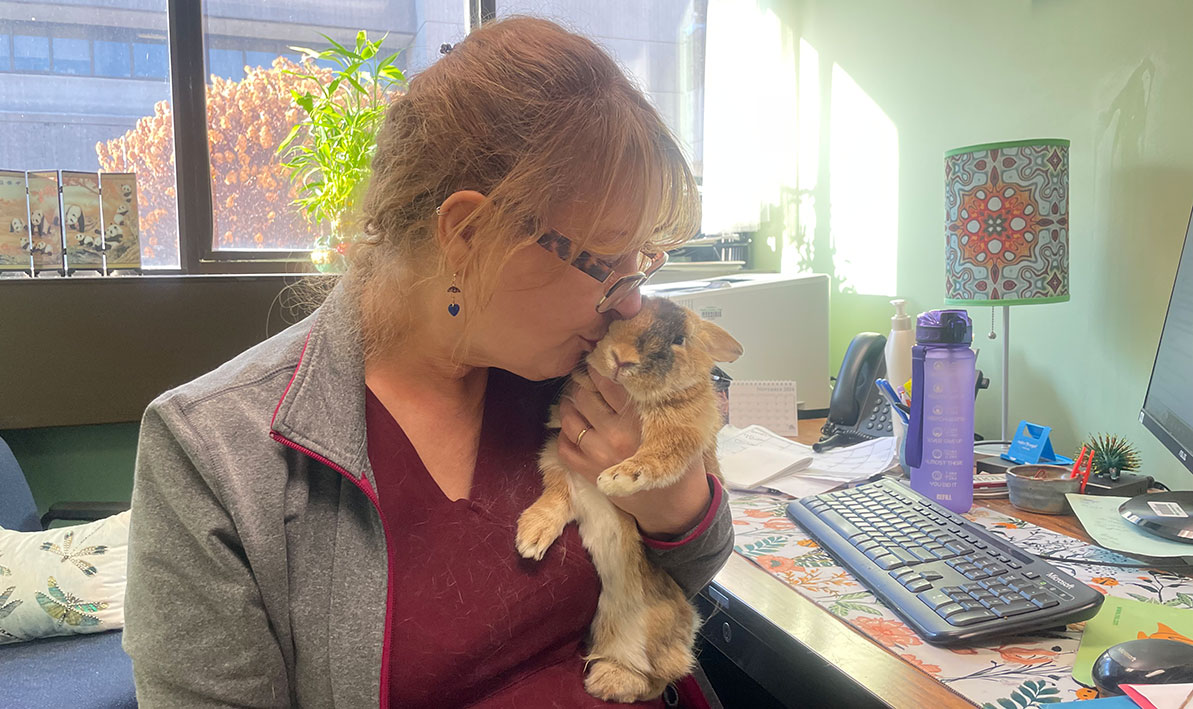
[536,230,668,313]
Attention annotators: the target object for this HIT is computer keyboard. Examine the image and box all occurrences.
[785,480,1104,646]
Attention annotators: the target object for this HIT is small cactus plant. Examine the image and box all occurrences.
[1083,434,1142,481]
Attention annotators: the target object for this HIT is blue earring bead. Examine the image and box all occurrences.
[447,273,461,316]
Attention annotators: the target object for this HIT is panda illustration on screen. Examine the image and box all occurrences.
[65,204,84,232]
[29,211,46,237]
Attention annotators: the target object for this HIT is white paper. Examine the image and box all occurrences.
[1066,494,1193,559]
[803,436,899,482]
[728,380,799,437]
[764,474,844,499]
[716,425,899,496]
[1122,683,1193,709]
[717,425,813,489]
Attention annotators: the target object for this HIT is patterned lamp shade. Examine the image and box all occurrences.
[944,139,1070,306]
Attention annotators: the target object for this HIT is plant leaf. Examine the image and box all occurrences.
[276,124,302,154]
[322,33,349,56]
[344,73,366,95]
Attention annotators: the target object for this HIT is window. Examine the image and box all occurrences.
[200,2,467,255]
[52,37,90,75]
[13,35,50,72]
[94,40,131,78]
[207,47,243,80]
[133,41,167,79]
[244,50,276,71]
[497,1,707,180]
[1,7,177,269]
[1,2,722,274]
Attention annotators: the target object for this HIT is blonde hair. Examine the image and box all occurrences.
[348,16,700,361]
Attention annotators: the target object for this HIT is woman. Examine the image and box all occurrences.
[124,16,733,708]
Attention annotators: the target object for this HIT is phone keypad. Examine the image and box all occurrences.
[867,403,893,432]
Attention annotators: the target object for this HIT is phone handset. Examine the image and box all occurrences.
[815,332,890,452]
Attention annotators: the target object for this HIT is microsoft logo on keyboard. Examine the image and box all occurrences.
[1046,573,1075,590]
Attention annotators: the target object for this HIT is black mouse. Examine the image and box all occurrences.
[1091,638,1193,696]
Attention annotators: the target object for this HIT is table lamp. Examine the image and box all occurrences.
[944,138,1070,441]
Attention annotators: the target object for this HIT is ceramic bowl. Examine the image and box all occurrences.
[1006,464,1081,515]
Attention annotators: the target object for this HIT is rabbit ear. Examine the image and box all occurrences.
[696,318,743,362]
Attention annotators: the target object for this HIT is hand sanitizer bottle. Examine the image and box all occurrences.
[884,299,913,397]
[905,310,975,513]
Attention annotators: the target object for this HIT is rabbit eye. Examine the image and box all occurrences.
[672,335,685,346]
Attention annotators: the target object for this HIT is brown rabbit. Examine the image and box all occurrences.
[516,297,743,702]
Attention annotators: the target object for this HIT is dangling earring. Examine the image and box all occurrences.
[447,272,461,317]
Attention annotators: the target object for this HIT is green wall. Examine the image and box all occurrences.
[779,0,1193,489]
[3,423,140,517]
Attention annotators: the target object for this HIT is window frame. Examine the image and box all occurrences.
[165,0,492,274]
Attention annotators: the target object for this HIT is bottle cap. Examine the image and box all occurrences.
[890,299,911,330]
[916,309,972,345]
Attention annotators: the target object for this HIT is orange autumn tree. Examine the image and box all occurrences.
[96,57,339,265]
[95,100,177,265]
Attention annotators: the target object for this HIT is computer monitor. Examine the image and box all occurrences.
[1131,205,1193,542]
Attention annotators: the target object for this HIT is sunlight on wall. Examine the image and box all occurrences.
[701,0,797,235]
[783,37,821,274]
[829,63,899,296]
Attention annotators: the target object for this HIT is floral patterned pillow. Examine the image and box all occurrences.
[0,511,129,644]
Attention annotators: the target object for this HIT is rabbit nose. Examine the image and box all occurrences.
[611,353,638,380]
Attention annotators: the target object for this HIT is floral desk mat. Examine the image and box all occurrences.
[728,491,1193,708]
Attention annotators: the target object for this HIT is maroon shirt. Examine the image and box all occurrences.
[365,370,666,708]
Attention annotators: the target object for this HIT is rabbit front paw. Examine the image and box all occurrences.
[596,461,650,496]
[515,504,567,560]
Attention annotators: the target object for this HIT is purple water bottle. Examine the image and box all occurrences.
[905,310,975,513]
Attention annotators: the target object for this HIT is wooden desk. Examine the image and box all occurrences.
[700,419,1094,708]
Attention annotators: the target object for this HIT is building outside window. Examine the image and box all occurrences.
[51,36,89,74]
[13,34,50,72]
[94,39,131,78]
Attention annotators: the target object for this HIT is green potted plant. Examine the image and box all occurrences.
[278,31,405,272]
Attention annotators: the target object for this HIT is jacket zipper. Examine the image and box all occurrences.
[270,431,395,709]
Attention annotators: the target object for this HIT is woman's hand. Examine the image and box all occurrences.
[556,370,712,538]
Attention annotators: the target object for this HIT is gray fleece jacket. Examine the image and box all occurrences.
[123,282,734,708]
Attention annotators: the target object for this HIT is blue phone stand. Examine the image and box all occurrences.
[1000,421,1075,466]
